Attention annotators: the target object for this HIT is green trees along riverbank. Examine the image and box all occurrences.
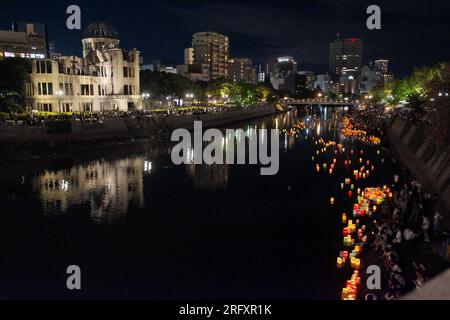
[370,63,450,147]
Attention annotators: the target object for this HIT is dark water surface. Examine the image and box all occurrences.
[0,108,397,299]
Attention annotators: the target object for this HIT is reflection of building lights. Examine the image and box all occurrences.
[144,161,152,173]
[61,180,69,192]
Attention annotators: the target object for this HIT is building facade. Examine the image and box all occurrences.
[229,58,255,84]
[329,35,363,80]
[25,22,142,113]
[177,63,210,82]
[374,59,393,85]
[184,47,194,65]
[192,32,229,80]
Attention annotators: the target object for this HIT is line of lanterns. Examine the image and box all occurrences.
[310,123,388,300]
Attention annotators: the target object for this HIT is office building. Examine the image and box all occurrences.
[330,34,363,80]
[184,48,194,65]
[374,59,393,84]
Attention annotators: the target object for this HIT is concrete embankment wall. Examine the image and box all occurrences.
[0,106,276,145]
[386,117,450,223]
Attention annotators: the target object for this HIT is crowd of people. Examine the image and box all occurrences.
[365,173,449,300]
[0,104,256,127]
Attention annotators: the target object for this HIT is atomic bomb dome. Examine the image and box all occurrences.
[83,22,119,40]
[82,22,121,57]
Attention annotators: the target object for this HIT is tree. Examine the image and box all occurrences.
[0,58,30,113]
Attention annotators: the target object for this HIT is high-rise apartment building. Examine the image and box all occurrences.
[192,32,229,80]
[229,58,255,84]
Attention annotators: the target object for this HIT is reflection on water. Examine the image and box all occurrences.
[1,105,373,299]
[186,163,230,192]
[32,158,147,224]
[30,106,348,224]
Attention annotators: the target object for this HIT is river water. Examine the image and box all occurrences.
[0,107,398,299]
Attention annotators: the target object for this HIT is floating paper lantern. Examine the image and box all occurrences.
[343,227,349,236]
[329,169,333,175]
[371,165,375,171]
[348,191,353,198]
[337,257,343,268]
[350,257,361,270]
[343,235,352,247]
[341,183,345,190]
[359,158,363,164]
[330,197,335,205]
[351,184,355,191]
[357,188,361,195]
[342,213,347,224]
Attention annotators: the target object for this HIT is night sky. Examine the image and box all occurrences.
[1,0,449,77]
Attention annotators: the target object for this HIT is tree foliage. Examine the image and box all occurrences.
[0,58,30,113]
[140,71,277,107]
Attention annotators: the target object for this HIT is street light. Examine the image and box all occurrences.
[142,93,151,109]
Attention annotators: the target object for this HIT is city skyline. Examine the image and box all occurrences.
[1,0,449,78]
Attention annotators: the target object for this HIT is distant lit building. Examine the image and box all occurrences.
[298,71,316,91]
[274,56,298,78]
[0,21,48,60]
[159,66,178,74]
[374,59,393,84]
[184,47,194,65]
[359,64,380,93]
[192,32,229,80]
[315,74,333,94]
[177,63,209,82]
[330,34,363,80]
[25,22,142,113]
[229,58,256,84]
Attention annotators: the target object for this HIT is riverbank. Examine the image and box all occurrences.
[0,105,276,163]
[386,116,450,222]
